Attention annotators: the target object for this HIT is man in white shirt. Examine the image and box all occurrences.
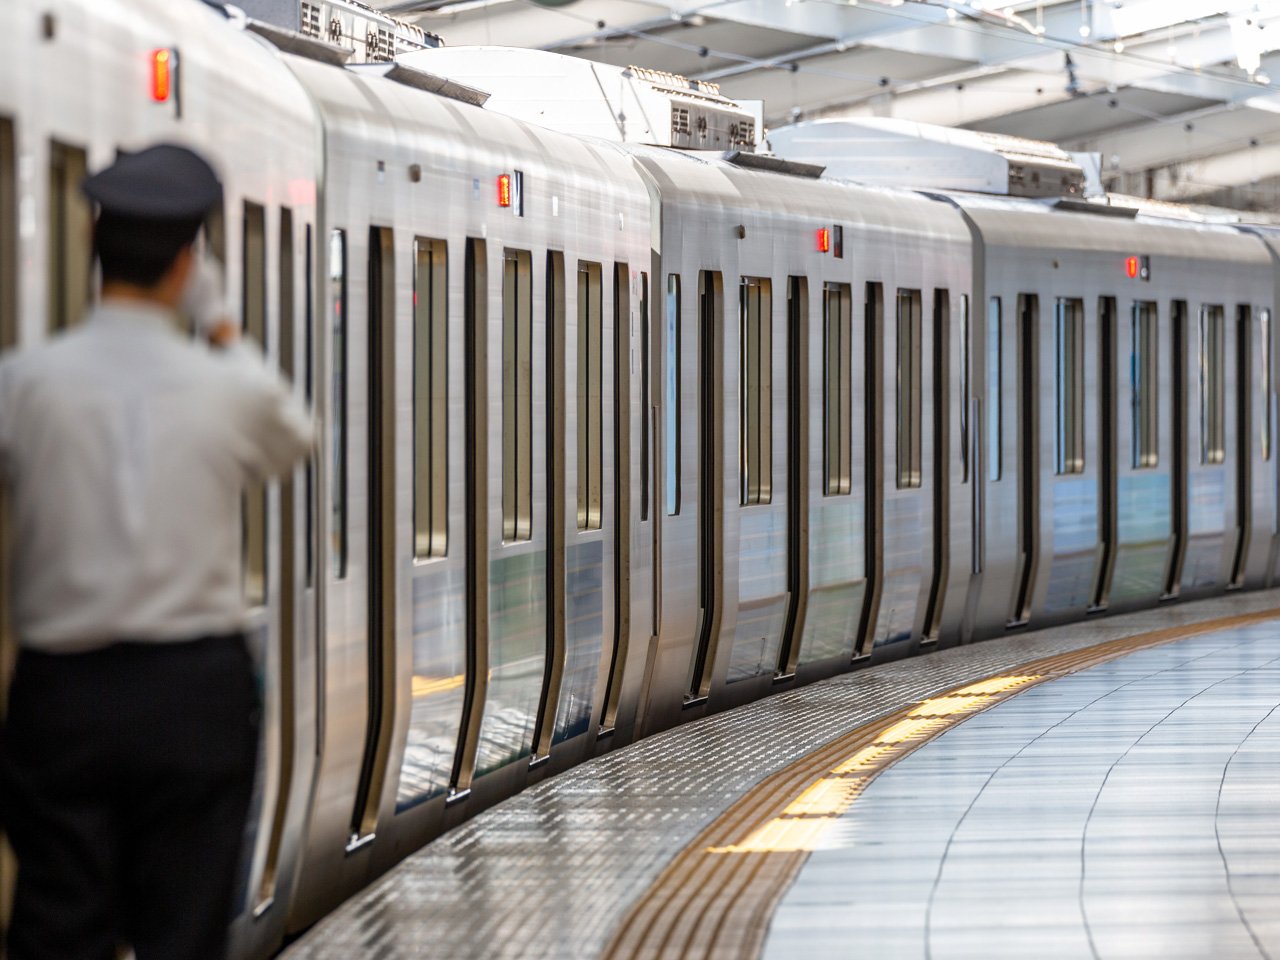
[0,144,313,960]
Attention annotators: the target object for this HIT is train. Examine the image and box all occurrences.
[2,1,1278,956]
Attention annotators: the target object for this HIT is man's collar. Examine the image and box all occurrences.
[92,299,183,333]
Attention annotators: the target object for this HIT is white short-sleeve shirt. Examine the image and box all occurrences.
[0,301,314,652]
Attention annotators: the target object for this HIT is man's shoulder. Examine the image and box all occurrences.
[0,328,92,380]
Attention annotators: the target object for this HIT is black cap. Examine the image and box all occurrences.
[82,144,223,220]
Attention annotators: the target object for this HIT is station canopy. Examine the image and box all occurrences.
[373,0,1280,210]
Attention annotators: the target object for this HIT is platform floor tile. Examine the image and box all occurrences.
[763,624,1280,960]
[283,591,1280,960]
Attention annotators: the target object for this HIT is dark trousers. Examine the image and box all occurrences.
[0,635,259,960]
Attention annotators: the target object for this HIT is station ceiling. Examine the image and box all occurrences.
[378,0,1280,210]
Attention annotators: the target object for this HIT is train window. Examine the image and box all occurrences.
[988,297,1003,481]
[304,224,315,589]
[578,260,603,530]
[413,238,448,558]
[640,272,651,522]
[1201,305,1225,464]
[896,289,923,489]
[1263,308,1273,462]
[204,201,227,266]
[959,294,970,483]
[330,228,348,579]
[0,118,15,349]
[503,249,534,541]
[242,202,268,606]
[1055,298,1085,475]
[665,274,681,516]
[824,283,852,496]
[47,141,91,333]
[279,209,294,383]
[740,277,773,505]
[1132,301,1159,469]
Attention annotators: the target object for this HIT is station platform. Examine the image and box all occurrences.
[282,590,1280,960]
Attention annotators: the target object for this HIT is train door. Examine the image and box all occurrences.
[469,247,549,774]
[1105,300,1175,609]
[599,263,632,732]
[1009,294,1039,625]
[1180,303,1230,593]
[725,276,789,685]
[1231,305,1253,586]
[1166,301,1188,594]
[391,235,464,811]
[348,226,396,849]
[688,270,723,702]
[795,281,865,669]
[1033,296,1100,620]
[1093,297,1118,610]
[777,277,809,677]
[542,259,610,747]
[256,207,299,913]
[532,252,566,763]
[449,238,488,798]
[921,289,950,641]
[863,288,931,650]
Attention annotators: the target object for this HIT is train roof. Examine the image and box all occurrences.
[279,50,650,203]
[934,189,1272,265]
[766,118,1089,200]
[619,142,972,246]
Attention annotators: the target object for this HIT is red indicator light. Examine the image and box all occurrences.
[816,227,830,253]
[151,49,172,103]
[497,173,512,208]
[1125,256,1139,279]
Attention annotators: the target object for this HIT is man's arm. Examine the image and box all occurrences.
[185,253,315,477]
[227,340,316,480]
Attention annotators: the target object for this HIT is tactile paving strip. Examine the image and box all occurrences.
[282,590,1280,960]
[601,607,1280,960]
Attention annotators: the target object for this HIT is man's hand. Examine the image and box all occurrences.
[205,319,240,349]
[181,254,238,347]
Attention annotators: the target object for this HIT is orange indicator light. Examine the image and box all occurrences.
[816,227,830,253]
[497,173,512,208]
[1126,256,1139,279]
[151,49,172,103]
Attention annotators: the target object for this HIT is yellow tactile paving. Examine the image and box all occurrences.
[601,607,1280,960]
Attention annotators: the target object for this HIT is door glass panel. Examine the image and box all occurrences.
[740,277,773,505]
[0,118,15,347]
[1132,302,1159,469]
[988,297,1003,481]
[47,141,90,333]
[577,261,603,530]
[896,289,923,489]
[823,283,852,496]
[665,274,681,516]
[242,202,268,607]
[959,294,970,483]
[1261,308,1271,463]
[1201,305,1225,464]
[330,228,348,578]
[1055,298,1085,475]
[413,237,449,558]
[503,249,533,541]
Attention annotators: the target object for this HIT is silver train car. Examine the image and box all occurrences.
[1,2,1277,957]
